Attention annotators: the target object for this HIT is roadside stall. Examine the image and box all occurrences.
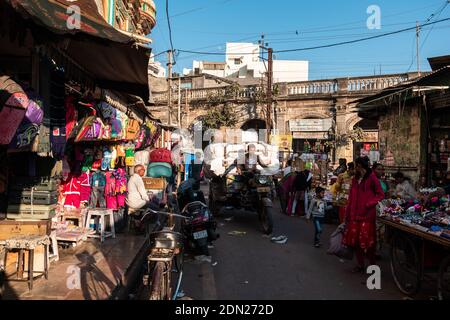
[377,189,450,299]
[357,62,450,299]
[0,0,158,291]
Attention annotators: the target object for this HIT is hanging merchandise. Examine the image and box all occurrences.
[74,116,104,142]
[79,170,91,206]
[116,109,128,138]
[111,117,123,139]
[150,148,172,164]
[101,147,112,171]
[97,101,116,120]
[125,118,140,140]
[134,149,150,172]
[114,168,127,207]
[63,173,81,209]
[102,121,112,140]
[90,170,106,208]
[0,75,29,145]
[81,148,94,172]
[105,171,117,209]
[65,95,77,140]
[125,146,135,167]
[116,144,126,167]
[91,148,103,171]
[50,126,67,160]
[110,146,117,169]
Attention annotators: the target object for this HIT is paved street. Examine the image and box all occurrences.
[180,186,407,300]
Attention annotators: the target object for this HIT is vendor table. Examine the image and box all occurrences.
[378,216,450,299]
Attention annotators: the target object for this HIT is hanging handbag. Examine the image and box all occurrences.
[125,118,140,140]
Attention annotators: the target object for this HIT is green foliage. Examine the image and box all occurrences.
[201,104,238,129]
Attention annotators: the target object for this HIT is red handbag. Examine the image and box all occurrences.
[150,148,172,164]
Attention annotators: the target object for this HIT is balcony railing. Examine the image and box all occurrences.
[152,73,417,103]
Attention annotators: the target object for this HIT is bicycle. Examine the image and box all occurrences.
[141,188,191,300]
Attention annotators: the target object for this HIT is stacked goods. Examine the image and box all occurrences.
[7,177,59,220]
[377,189,450,239]
[147,148,173,178]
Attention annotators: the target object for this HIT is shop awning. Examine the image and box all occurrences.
[4,0,150,100]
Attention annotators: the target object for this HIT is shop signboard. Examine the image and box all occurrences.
[270,134,292,150]
[292,132,328,140]
[289,118,332,132]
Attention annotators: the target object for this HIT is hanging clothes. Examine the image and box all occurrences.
[105,171,117,209]
[63,174,81,209]
[65,95,77,140]
[114,168,128,207]
[79,170,91,204]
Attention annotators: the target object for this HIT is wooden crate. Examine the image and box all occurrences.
[142,177,166,190]
[0,219,51,240]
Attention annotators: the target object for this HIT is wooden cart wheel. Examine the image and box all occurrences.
[390,232,422,296]
[437,255,450,301]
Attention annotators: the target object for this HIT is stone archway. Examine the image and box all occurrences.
[240,119,267,131]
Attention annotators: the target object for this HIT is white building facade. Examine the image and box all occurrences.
[184,42,309,82]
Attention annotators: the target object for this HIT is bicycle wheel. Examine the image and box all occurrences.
[437,255,450,301]
[390,232,421,296]
[149,261,164,300]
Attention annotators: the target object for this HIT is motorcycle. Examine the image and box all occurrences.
[209,170,274,235]
[177,179,219,255]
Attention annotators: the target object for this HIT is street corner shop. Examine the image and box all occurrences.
[0,0,174,297]
[356,61,450,299]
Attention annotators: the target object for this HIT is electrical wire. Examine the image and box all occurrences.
[174,18,450,56]
[407,0,449,72]
[273,17,450,53]
[166,0,176,65]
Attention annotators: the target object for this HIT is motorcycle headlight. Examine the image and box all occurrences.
[257,175,269,184]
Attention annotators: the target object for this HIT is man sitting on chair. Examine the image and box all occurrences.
[126,164,151,210]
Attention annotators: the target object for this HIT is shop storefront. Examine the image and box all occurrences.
[289,119,332,185]
[0,0,166,291]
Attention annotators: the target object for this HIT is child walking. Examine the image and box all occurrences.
[307,187,332,247]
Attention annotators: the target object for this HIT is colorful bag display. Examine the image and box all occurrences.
[125,148,135,167]
[75,116,104,142]
[111,118,123,139]
[150,148,172,164]
[0,75,29,145]
[125,118,140,140]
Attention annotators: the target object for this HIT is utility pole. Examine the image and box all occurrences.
[167,50,173,125]
[416,21,421,76]
[266,47,273,143]
[178,76,181,127]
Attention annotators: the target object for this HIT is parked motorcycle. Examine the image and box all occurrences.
[177,179,219,255]
[209,171,274,235]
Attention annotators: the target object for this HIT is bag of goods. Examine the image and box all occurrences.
[125,118,140,140]
[147,162,172,178]
[150,148,172,164]
[0,75,29,145]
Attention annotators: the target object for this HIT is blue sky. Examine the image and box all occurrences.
[150,0,450,79]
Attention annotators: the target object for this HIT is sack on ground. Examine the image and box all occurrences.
[327,223,354,260]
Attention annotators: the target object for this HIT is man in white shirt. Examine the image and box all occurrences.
[394,171,416,200]
[126,165,150,210]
